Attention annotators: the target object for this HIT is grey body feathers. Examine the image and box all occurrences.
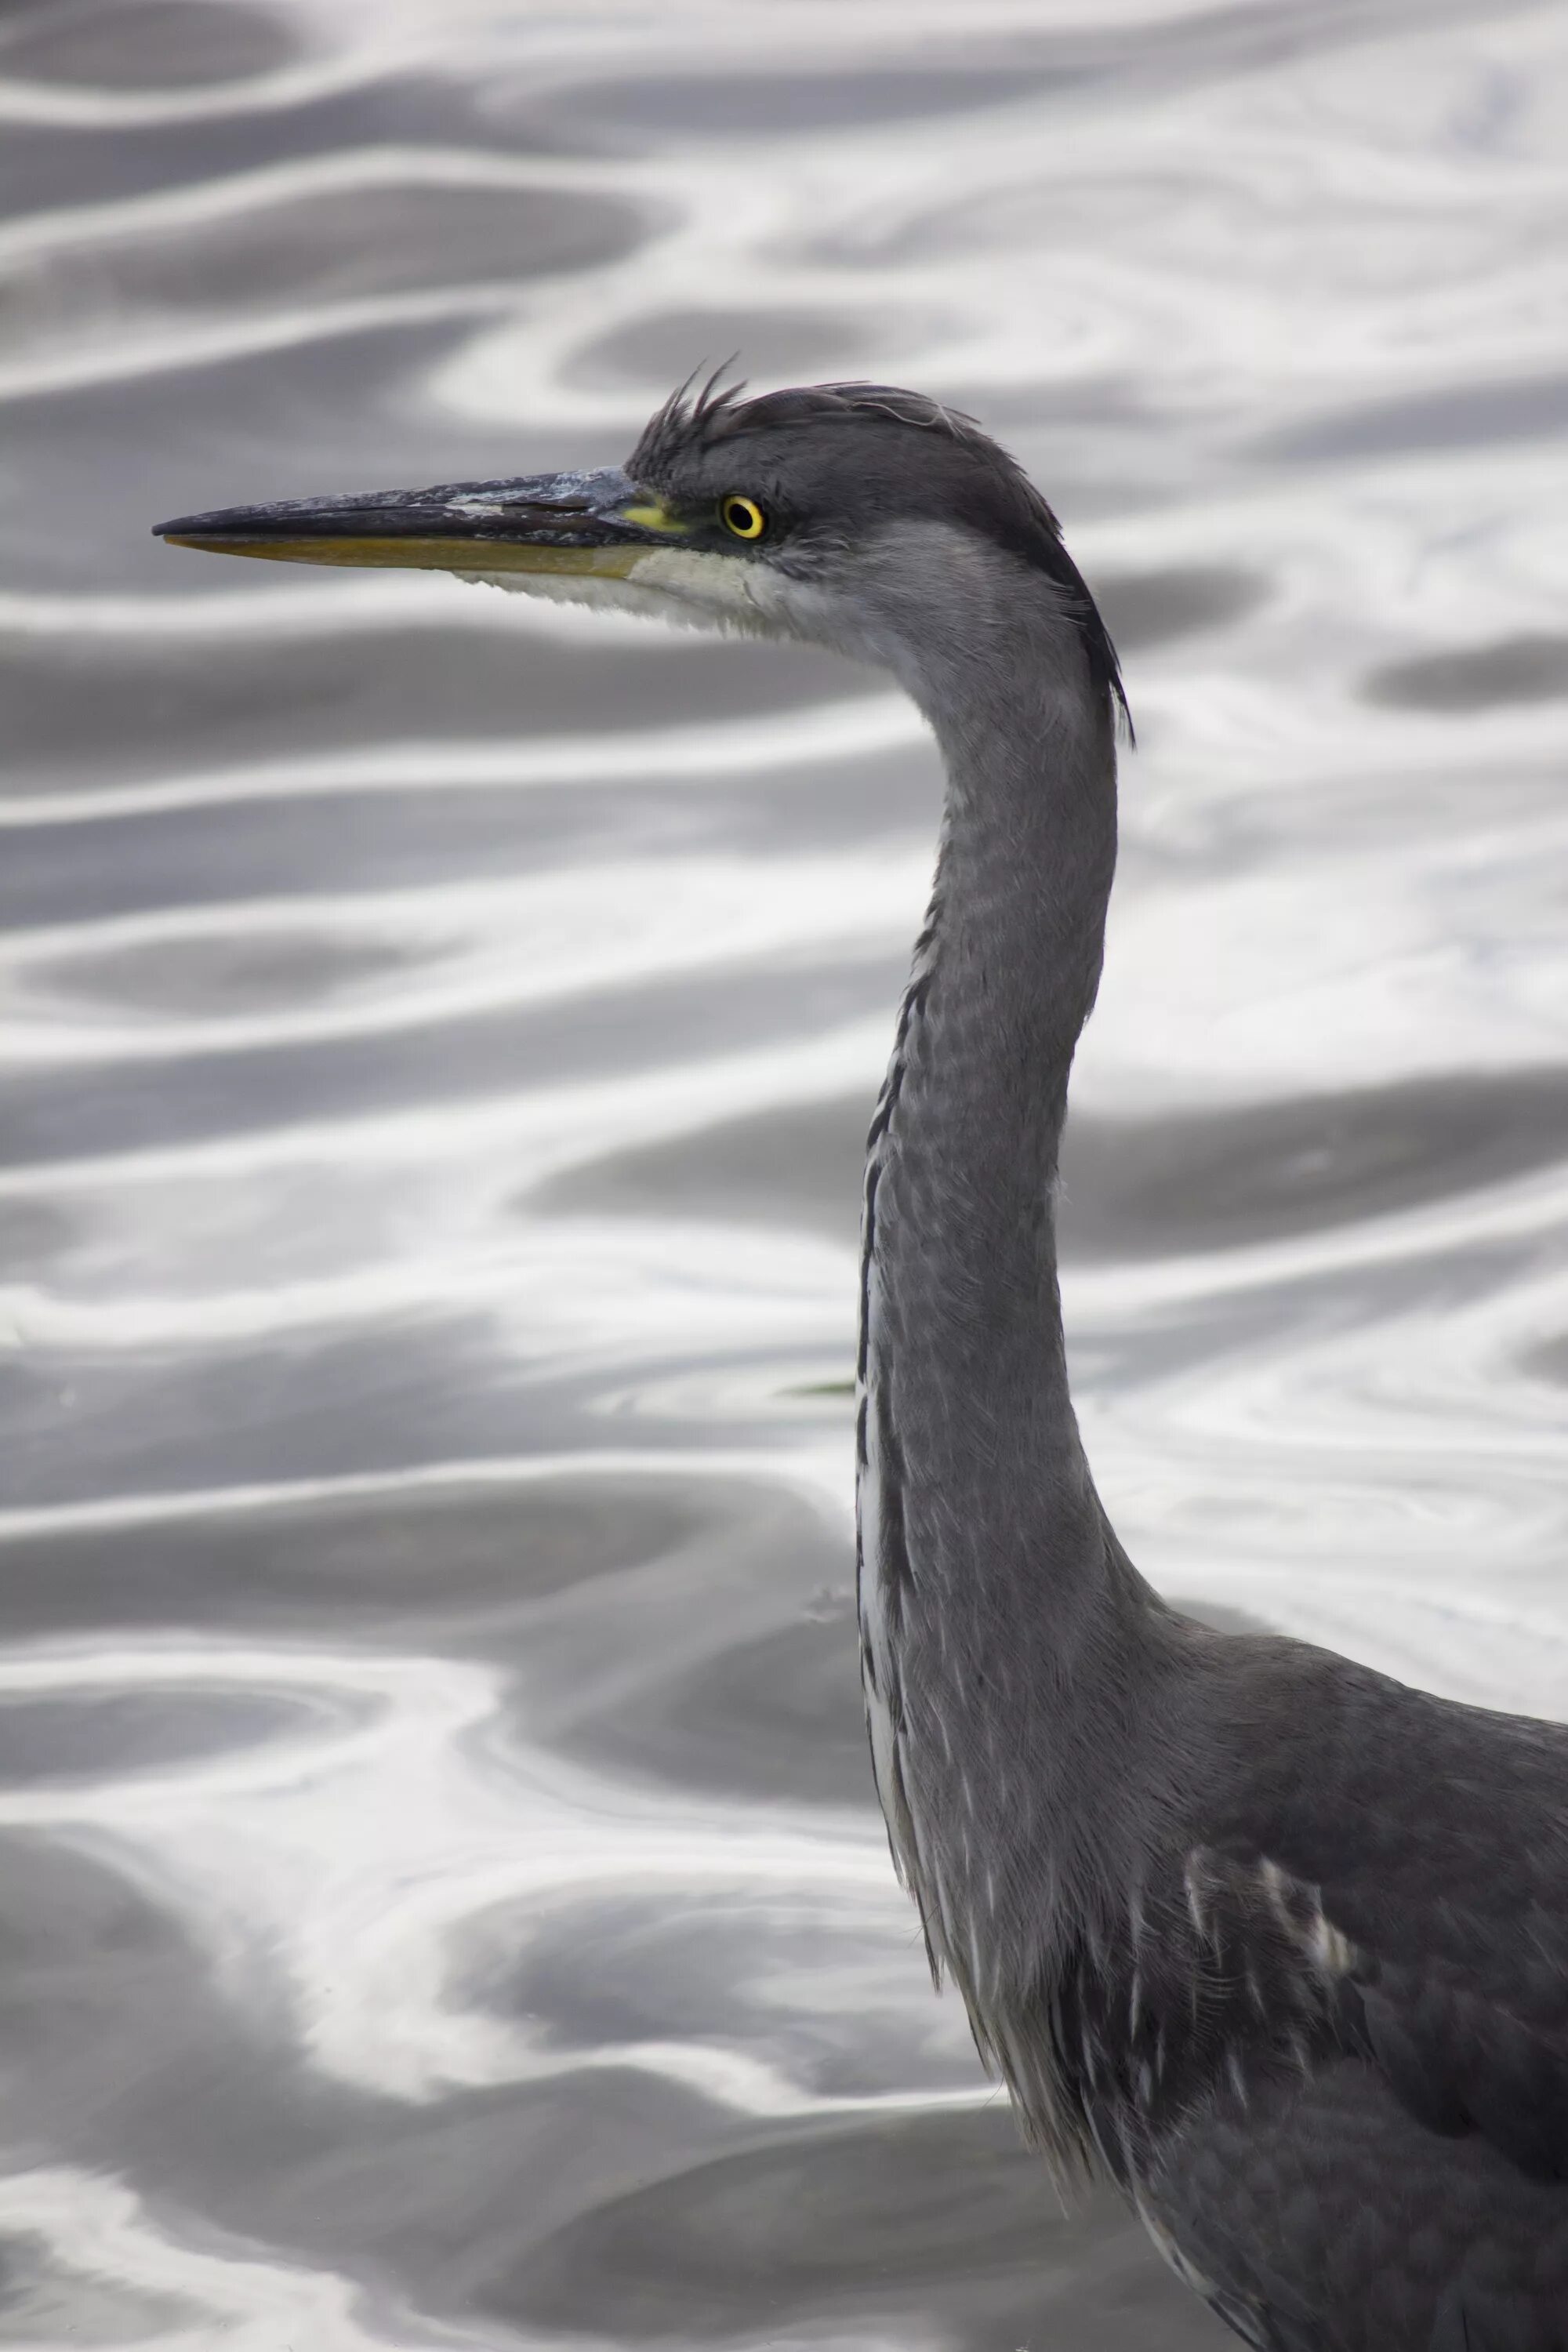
[166,377,1568,2350]
[648,389,1568,2347]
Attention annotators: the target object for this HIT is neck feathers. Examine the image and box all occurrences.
[865,560,1119,1494]
[857,555,1135,2036]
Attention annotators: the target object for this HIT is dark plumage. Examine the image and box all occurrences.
[154,380,1568,2350]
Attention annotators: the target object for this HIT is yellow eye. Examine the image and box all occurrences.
[720,495,767,540]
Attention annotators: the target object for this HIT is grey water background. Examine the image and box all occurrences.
[2,0,1566,2344]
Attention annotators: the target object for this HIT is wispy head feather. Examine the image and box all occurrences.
[630,375,1130,735]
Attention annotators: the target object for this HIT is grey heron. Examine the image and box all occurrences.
[156,377,1568,2349]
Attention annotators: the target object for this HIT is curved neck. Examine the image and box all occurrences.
[862,570,1119,1613]
[856,559,1129,2003]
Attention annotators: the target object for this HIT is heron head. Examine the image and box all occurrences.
[154,374,1123,715]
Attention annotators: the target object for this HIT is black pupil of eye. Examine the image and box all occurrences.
[728,499,760,534]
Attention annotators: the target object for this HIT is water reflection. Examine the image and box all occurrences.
[2,0,1565,2344]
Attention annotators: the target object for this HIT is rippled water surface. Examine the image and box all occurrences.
[2,0,1566,2343]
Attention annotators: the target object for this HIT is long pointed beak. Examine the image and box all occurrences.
[152,467,688,576]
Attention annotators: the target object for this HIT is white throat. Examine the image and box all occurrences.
[456,545,822,641]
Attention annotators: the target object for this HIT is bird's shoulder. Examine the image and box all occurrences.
[1170,1624,1568,2183]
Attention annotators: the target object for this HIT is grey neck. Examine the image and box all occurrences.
[857,551,1137,1982]
[862,560,1119,1617]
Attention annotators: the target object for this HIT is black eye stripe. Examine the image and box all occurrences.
[721,495,767,540]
